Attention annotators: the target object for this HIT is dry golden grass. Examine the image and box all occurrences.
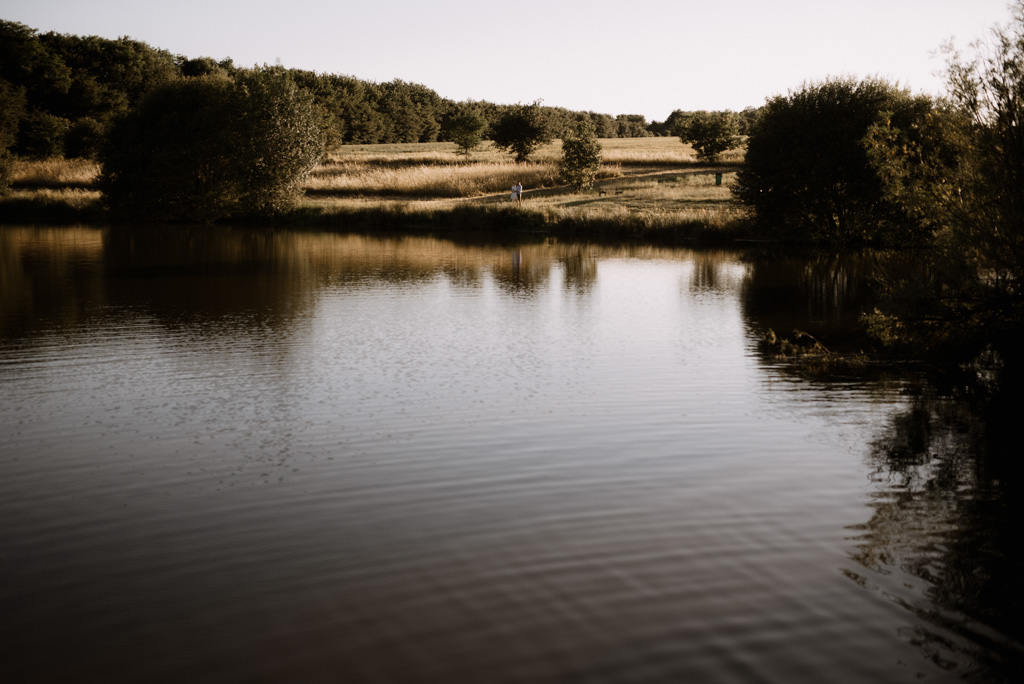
[327,141,560,164]
[4,139,748,236]
[310,137,743,200]
[307,160,568,198]
[12,158,100,188]
[324,136,745,167]
[514,171,749,229]
[582,136,745,166]
[8,137,742,195]
[5,188,102,208]
[300,170,750,236]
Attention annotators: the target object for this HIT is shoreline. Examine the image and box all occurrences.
[0,198,755,244]
[1,167,755,244]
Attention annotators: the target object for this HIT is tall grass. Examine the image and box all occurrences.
[518,171,749,231]
[325,137,745,167]
[307,160,568,198]
[0,188,103,223]
[5,188,102,208]
[307,137,741,199]
[296,171,751,240]
[8,138,742,194]
[12,158,100,188]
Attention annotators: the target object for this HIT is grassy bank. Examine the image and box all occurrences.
[2,138,750,239]
[295,169,749,240]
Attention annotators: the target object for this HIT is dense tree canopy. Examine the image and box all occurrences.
[0,20,178,158]
[0,17,761,171]
[735,77,932,244]
[100,69,325,222]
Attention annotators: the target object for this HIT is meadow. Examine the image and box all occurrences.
[3,137,749,238]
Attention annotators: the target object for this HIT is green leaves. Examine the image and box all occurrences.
[559,119,602,192]
[490,100,553,163]
[736,77,932,245]
[100,68,326,222]
[675,111,738,162]
[445,108,486,156]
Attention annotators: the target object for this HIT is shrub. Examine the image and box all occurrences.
[735,77,932,244]
[101,69,326,221]
[490,100,553,162]
[559,119,602,191]
[231,69,328,214]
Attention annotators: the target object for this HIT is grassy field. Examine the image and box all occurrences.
[3,137,750,239]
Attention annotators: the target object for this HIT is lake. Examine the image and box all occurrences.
[1,225,1021,683]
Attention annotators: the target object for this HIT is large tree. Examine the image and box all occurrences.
[735,77,932,244]
[101,68,325,221]
[490,100,553,162]
[675,110,739,162]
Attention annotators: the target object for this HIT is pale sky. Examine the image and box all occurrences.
[1,0,1013,121]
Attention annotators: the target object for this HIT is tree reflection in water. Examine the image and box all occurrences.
[847,387,1024,679]
[558,246,598,295]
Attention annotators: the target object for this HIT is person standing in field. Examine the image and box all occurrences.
[512,181,523,203]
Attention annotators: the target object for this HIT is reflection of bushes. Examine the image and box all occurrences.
[758,328,867,369]
[850,389,1024,679]
[759,328,830,357]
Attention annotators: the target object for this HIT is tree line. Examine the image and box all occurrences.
[0,18,717,167]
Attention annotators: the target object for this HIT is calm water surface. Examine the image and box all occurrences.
[1,226,1021,683]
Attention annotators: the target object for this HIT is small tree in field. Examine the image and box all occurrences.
[559,118,602,191]
[446,107,486,156]
[491,100,552,162]
[676,110,738,162]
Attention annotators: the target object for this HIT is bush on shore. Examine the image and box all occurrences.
[100,68,326,222]
[735,77,932,245]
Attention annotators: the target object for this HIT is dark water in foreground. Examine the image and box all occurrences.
[1,226,1021,683]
